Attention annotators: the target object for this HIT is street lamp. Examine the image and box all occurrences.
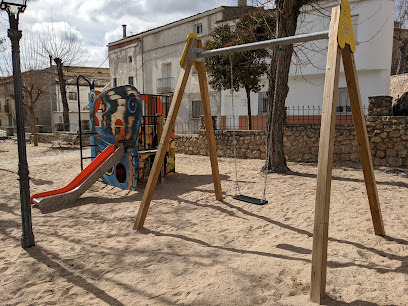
[1,0,34,249]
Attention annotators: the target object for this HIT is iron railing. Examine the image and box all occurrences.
[140,94,171,118]
[174,121,200,134]
[138,115,160,151]
[172,104,368,134]
[157,77,174,94]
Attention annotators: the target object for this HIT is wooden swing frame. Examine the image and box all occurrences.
[133,1,385,304]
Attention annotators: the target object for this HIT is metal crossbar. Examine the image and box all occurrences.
[194,30,330,60]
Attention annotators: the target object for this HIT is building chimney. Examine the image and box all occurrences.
[122,25,127,38]
[238,0,247,6]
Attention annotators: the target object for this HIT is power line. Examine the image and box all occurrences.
[84,54,109,80]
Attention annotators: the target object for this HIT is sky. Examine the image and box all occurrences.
[0,0,240,71]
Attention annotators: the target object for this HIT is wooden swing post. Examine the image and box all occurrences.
[310,1,385,303]
[133,34,223,230]
[196,40,223,201]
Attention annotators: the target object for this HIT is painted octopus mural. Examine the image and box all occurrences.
[88,85,175,191]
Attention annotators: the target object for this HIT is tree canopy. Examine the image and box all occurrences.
[205,9,275,129]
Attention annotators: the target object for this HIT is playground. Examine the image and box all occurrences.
[0,140,407,305]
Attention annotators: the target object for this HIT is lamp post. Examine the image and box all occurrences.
[1,0,34,249]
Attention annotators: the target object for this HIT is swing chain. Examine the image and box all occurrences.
[230,54,240,196]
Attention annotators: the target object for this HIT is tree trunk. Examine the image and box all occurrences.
[54,58,70,131]
[245,86,252,130]
[265,0,303,174]
[28,107,38,146]
[398,41,408,74]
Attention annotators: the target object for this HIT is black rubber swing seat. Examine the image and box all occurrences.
[233,194,268,205]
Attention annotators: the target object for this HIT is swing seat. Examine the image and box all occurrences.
[233,194,268,205]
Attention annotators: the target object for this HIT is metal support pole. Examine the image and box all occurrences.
[194,30,330,60]
[8,13,35,249]
[76,75,93,171]
[49,55,54,133]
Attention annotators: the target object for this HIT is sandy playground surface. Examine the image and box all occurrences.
[0,140,407,305]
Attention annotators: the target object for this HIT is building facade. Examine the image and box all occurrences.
[108,4,253,133]
[223,0,395,128]
[0,66,109,133]
[107,0,395,131]
[52,66,110,132]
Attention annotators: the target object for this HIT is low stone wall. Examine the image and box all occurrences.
[34,131,90,146]
[35,133,57,143]
[177,130,267,160]
[367,116,408,167]
[175,117,408,168]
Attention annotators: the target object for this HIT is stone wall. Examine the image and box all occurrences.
[177,130,267,160]
[367,116,408,167]
[35,131,90,146]
[175,118,408,168]
[368,96,393,116]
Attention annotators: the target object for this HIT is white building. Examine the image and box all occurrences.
[107,0,395,131]
[107,4,254,132]
[224,0,395,128]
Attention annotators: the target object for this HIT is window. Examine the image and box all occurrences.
[113,78,117,87]
[8,118,14,127]
[128,76,134,85]
[4,99,10,113]
[192,100,203,119]
[337,87,351,113]
[0,119,2,126]
[129,56,133,63]
[196,24,203,34]
[258,92,268,114]
[68,91,77,100]
[162,62,171,78]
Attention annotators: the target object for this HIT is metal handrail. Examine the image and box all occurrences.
[76,75,94,171]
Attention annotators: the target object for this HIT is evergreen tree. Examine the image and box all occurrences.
[205,9,275,130]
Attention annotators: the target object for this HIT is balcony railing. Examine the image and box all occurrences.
[157,77,174,94]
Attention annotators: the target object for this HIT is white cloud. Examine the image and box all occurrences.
[0,0,236,71]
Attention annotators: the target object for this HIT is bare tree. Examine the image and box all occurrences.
[257,0,318,173]
[2,70,48,146]
[0,32,49,145]
[40,23,87,131]
[396,0,408,27]
[0,36,5,52]
[251,0,393,174]
[21,69,48,146]
[394,0,408,74]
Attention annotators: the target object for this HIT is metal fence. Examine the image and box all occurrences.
[157,77,175,94]
[140,94,171,118]
[219,104,367,130]
[172,104,367,134]
[174,121,200,134]
[284,105,367,125]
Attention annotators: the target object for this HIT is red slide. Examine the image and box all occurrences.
[31,145,124,211]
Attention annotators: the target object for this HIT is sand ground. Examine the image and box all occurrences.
[0,140,407,305]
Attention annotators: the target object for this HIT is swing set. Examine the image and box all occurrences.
[133,0,386,303]
[229,54,269,205]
